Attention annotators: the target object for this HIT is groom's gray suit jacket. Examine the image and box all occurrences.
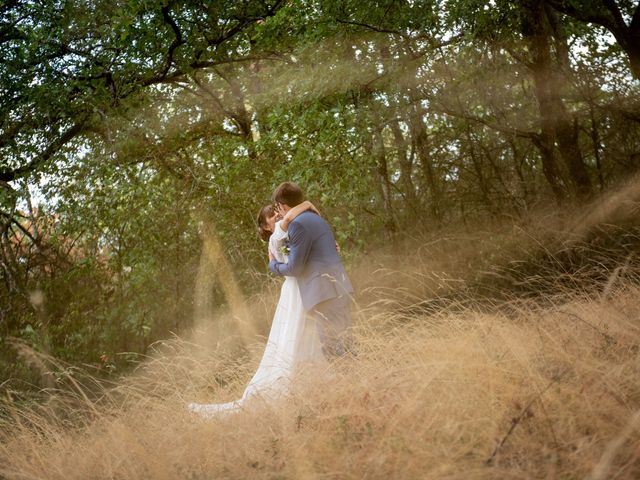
[268,211,353,310]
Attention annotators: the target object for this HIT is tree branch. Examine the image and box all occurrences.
[336,18,463,49]
[545,0,640,78]
[435,105,540,141]
[142,4,285,87]
[544,0,614,28]
[9,215,38,246]
[159,4,185,79]
[336,18,412,37]
[602,0,628,32]
[0,120,86,182]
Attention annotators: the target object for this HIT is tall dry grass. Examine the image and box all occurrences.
[2,200,640,479]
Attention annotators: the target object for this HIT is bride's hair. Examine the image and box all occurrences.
[256,204,275,241]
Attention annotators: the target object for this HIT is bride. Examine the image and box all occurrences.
[188,201,328,416]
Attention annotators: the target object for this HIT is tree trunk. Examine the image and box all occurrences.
[389,117,419,212]
[218,67,258,160]
[372,123,400,232]
[532,133,567,201]
[464,126,496,215]
[522,0,592,199]
[408,104,442,222]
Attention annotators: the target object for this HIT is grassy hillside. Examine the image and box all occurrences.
[2,195,640,479]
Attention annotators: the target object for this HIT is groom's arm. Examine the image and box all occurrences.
[269,220,312,277]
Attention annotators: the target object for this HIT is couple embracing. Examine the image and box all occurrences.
[189,182,354,416]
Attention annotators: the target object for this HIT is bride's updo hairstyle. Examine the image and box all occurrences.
[272,181,304,207]
[257,204,275,242]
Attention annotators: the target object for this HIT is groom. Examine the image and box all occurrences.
[268,182,355,359]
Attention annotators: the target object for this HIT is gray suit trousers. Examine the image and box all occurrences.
[309,295,354,359]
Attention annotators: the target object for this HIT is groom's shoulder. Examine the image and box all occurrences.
[292,211,326,228]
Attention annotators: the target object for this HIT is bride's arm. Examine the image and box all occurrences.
[281,200,320,231]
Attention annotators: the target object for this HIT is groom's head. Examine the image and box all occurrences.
[272,182,304,212]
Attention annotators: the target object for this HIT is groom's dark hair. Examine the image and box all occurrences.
[273,182,304,207]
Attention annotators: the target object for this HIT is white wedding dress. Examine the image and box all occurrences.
[188,221,327,416]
